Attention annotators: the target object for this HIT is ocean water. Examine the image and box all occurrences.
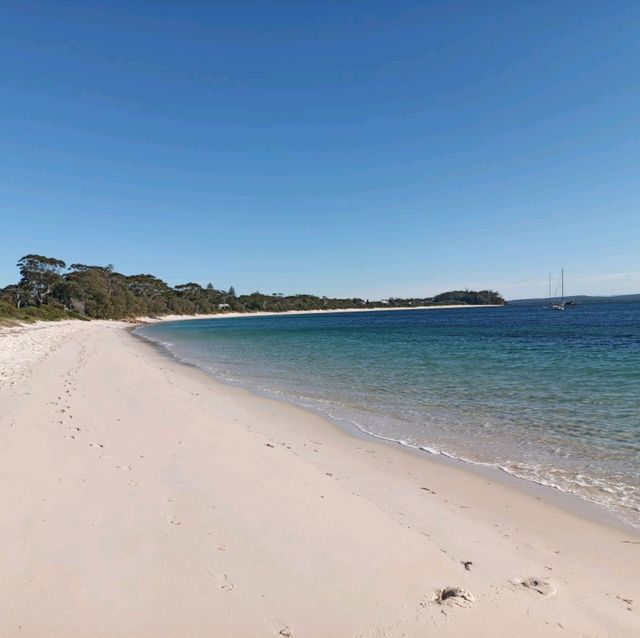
[136,303,640,527]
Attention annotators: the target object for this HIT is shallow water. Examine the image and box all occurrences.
[137,303,640,527]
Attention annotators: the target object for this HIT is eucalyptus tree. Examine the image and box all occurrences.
[16,254,66,307]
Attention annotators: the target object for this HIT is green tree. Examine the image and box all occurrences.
[16,254,66,307]
[63,264,116,317]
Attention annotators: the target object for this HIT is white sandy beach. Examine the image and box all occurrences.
[1,319,638,637]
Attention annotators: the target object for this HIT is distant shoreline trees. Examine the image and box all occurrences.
[0,254,506,322]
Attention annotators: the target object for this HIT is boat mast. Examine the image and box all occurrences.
[549,273,552,300]
[561,268,564,305]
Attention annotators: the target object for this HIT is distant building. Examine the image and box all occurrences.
[217,303,230,310]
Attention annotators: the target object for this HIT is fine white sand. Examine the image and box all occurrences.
[1,320,638,637]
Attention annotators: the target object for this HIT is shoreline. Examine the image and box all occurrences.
[136,303,505,324]
[134,325,637,535]
[1,320,638,636]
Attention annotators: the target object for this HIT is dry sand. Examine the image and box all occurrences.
[1,319,638,637]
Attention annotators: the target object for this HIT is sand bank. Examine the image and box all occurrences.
[0,320,638,637]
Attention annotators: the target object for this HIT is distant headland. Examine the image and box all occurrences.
[0,254,505,324]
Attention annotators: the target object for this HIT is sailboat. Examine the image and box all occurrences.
[549,269,566,310]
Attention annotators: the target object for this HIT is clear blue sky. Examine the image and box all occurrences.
[2,1,639,299]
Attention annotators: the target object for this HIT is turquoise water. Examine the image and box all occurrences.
[137,304,640,527]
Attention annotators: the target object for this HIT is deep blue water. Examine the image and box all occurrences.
[137,303,640,527]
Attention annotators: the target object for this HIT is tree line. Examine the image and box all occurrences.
[0,254,505,322]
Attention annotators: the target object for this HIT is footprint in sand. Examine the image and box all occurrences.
[277,626,292,637]
[433,586,475,608]
[215,573,234,591]
[512,576,557,597]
